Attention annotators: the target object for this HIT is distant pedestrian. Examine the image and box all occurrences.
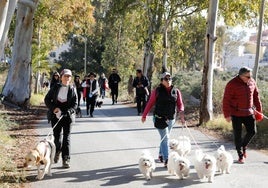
[222,66,263,164]
[82,72,99,117]
[108,68,121,105]
[74,75,83,106]
[82,75,88,105]
[141,72,185,167]
[128,75,134,100]
[50,71,60,88]
[98,73,108,99]
[44,69,78,168]
[132,69,149,115]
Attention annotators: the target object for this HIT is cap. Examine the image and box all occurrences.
[161,72,171,79]
[60,69,72,76]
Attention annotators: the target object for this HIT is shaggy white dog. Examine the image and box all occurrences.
[138,150,156,180]
[194,149,216,183]
[169,136,191,156]
[216,145,233,174]
[174,155,191,179]
[167,151,180,175]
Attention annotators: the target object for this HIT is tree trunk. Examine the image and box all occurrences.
[0,0,8,54]
[199,0,219,125]
[0,0,17,58]
[253,0,265,82]
[2,0,39,108]
[162,28,168,72]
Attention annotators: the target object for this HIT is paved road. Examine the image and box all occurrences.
[28,98,268,188]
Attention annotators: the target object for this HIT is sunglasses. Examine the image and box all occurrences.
[164,77,172,81]
[63,75,72,78]
[243,75,251,79]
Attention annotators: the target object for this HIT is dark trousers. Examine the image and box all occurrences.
[136,94,147,113]
[231,115,256,158]
[77,91,81,106]
[51,117,72,160]
[111,86,118,103]
[86,95,97,115]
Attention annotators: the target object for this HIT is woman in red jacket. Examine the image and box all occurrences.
[222,67,263,164]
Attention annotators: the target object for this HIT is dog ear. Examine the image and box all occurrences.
[36,156,41,164]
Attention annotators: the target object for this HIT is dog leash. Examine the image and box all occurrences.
[46,115,63,137]
[253,108,268,120]
[158,119,177,145]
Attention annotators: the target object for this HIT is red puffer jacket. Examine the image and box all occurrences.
[222,76,262,118]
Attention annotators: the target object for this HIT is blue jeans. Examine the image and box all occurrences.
[156,118,175,161]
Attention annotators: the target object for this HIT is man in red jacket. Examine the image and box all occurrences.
[222,67,263,164]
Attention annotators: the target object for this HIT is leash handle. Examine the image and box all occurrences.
[253,108,268,120]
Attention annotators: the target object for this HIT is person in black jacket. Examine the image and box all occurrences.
[44,69,78,168]
[50,71,60,88]
[82,72,99,117]
[108,68,121,104]
[132,69,149,115]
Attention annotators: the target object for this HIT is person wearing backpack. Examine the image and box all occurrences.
[132,69,149,116]
[141,72,185,168]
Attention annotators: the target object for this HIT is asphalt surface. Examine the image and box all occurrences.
[28,97,268,188]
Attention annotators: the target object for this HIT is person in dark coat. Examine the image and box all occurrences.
[132,69,149,115]
[74,75,83,106]
[108,68,121,104]
[44,69,78,168]
[222,66,263,164]
[50,71,60,88]
[82,72,99,117]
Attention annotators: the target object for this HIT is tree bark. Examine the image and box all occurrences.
[2,0,39,108]
[199,0,219,125]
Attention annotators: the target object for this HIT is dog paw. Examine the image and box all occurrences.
[36,175,44,180]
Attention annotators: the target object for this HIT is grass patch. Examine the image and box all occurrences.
[0,114,26,187]
[30,93,45,106]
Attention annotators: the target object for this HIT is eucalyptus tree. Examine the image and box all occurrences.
[1,0,95,108]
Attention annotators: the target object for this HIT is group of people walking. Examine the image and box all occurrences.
[44,66,263,169]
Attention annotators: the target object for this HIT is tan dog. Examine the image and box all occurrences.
[24,135,56,180]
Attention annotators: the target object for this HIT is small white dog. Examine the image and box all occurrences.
[167,151,180,175]
[174,155,191,179]
[216,145,233,174]
[138,150,156,180]
[194,149,216,183]
[24,135,56,180]
[169,136,191,156]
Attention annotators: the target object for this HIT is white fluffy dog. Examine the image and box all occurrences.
[174,155,191,179]
[194,149,216,183]
[138,150,156,180]
[167,151,180,175]
[169,136,191,156]
[216,145,233,174]
[24,135,56,180]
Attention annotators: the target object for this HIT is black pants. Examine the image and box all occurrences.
[231,115,256,158]
[51,117,72,160]
[111,86,118,103]
[136,94,147,113]
[86,95,97,115]
[76,90,81,106]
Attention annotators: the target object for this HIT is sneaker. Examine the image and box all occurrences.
[90,114,93,117]
[62,159,70,168]
[158,155,163,163]
[164,159,168,168]
[238,157,245,164]
[54,152,61,163]
[243,147,247,158]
